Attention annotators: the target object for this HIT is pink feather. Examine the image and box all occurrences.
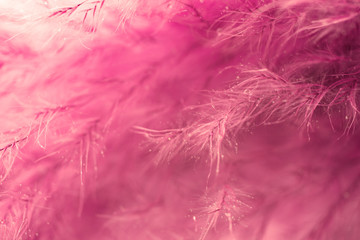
[0,0,359,239]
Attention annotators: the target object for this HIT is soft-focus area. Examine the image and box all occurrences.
[0,0,359,239]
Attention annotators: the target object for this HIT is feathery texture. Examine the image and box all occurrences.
[0,0,360,239]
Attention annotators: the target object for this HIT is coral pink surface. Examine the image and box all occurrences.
[0,0,360,239]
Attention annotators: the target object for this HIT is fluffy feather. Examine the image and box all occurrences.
[0,0,359,239]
